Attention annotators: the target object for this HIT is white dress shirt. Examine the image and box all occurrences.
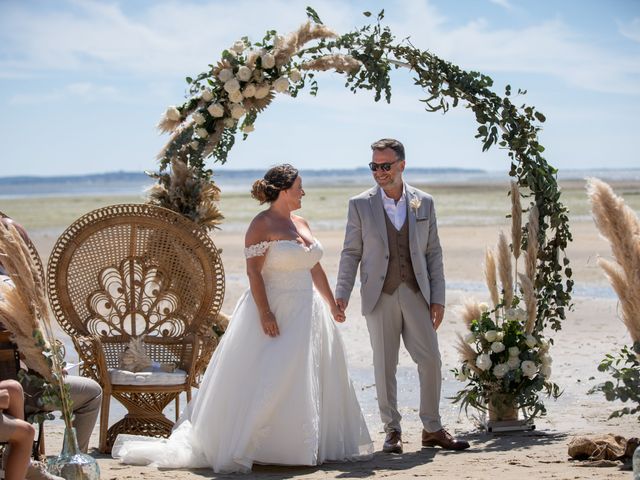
[381,184,407,231]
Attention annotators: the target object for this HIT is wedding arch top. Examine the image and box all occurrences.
[151,7,572,333]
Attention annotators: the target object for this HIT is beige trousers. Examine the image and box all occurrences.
[365,283,442,434]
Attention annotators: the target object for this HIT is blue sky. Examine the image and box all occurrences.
[0,0,638,176]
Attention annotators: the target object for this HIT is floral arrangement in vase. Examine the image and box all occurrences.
[451,182,561,421]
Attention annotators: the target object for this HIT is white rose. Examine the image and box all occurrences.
[521,360,538,379]
[195,128,208,138]
[223,117,236,128]
[201,89,213,101]
[508,346,520,357]
[252,69,264,81]
[540,354,553,366]
[484,330,498,342]
[505,308,517,321]
[476,353,492,371]
[218,68,233,82]
[456,370,468,382]
[261,53,275,69]
[207,103,225,118]
[242,84,256,98]
[226,49,237,58]
[479,302,489,312]
[246,50,260,66]
[224,78,241,94]
[525,334,537,349]
[464,332,476,344]
[496,331,504,341]
[274,35,285,48]
[229,89,244,104]
[192,112,206,126]
[491,341,505,353]
[242,124,255,133]
[237,65,252,82]
[273,77,290,93]
[493,363,509,378]
[254,83,271,99]
[289,68,302,83]
[507,356,520,369]
[189,141,199,150]
[230,104,245,120]
[231,40,245,54]
[539,364,552,378]
[165,106,181,121]
[515,308,527,322]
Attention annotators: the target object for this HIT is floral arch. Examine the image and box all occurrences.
[147,8,572,333]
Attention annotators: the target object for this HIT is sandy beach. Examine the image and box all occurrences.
[2,179,639,479]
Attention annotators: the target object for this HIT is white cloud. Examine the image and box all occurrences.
[618,17,640,42]
[9,82,121,104]
[488,0,513,10]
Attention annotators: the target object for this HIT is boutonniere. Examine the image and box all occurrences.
[409,197,421,214]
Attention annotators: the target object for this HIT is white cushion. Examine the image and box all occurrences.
[109,368,187,386]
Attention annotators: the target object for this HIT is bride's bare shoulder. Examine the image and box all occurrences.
[245,211,274,246]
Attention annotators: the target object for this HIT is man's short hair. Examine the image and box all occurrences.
[371,138,405,161]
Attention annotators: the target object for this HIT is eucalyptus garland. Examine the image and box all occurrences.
[151,7,572,331]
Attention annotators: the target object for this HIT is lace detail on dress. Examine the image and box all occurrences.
[244,241,271,259]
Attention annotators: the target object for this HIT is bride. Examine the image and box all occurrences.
[112,164,373,473]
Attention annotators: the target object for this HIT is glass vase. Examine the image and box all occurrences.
[48,427,100,480]
[488,394,518,422]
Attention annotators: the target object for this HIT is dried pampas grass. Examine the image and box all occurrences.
[455,334,482,375]
[518,273,537,335]
[497,232,514,308]
[274,22,337,66]
[484,248,499,308]
[525,205,539,283]
[587,178,640,344]
[301,54,362,74]
[510,181,522,260]
[459,300,482,328]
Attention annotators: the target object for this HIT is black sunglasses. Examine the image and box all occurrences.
[368,160,400,172]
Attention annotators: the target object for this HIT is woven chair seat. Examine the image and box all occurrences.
[47,204,225,452]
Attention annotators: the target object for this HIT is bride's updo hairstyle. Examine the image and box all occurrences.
[250,164,299,204]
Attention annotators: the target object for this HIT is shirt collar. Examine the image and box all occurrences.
[380,184,406,205]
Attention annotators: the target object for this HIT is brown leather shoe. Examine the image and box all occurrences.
[422,429,470,450]
[383,431,403,454]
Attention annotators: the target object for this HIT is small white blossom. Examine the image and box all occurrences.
[165,106,181,121]
[540,364,552,378]
[496,331,504,341]
[521,360,538,379]
[491,341,505,353]
[476,353,492,371]
[201,89,214,101]
[273,77,290,93]
[218,68,234,82]
[254,83,271,99]
[525,334,537,349]
[226,49,237,58]
[195,128,208,138]
[493,363,509,378]
[242,84,256,98]
[207,103,225,118]
[246,50,260,67]
[274,35,285,48]
[507,356,520,369]
[506,308,527,322]
[289,69,302,83]
[508,346,520,357]
[189,141,199,150]
[464,332,476,344]
[479,302,489,312]
[261,53,276,69]
[231,40,245,54]
[229,89,244,103]
[192,112,206,126]
[223,117,236,128]
[242,124,255,133]
[224,78,241,94]
[230,104,245,119]
[409,197,421,213]
[237,65,252,82]
[484,330,498,342]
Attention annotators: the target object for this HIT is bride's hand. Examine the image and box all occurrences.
[260,311,280,337]
[331,303,346,323]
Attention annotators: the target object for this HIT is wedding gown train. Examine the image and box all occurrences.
[112,239,373,473]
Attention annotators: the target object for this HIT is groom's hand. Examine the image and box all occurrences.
[430,303,445,330]
[336,298,348,313]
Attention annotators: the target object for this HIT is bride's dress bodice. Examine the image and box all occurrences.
[246,240,322,292]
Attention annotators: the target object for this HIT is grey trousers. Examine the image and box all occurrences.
[24,376,102,452]
[365,283,442,434]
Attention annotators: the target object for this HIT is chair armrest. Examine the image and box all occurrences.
[188,332,219,388]
[72,334,112,393]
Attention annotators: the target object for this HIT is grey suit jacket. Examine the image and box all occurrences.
[336,183,445,316]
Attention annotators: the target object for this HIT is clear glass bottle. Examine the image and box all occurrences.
[48,427,100,480]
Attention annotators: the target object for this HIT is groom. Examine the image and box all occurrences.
[336,138,469,453]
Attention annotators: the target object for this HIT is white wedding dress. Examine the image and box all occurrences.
[112,239,373,473]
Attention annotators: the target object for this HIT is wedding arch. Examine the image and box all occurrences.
[148,8,572,332]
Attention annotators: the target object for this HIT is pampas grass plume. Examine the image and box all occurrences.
[497,231,514,308]
[518,273,537,335]
[525,205,539,282]
[510,181,522,260]
[484,248,500,308]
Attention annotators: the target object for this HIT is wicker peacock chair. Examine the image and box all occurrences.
[47,204,225,453]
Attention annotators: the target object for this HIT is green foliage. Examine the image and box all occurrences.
[589,342,640,421]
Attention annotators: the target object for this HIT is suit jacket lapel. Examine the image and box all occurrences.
[368,187,389,251]
[406,185,417,248]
